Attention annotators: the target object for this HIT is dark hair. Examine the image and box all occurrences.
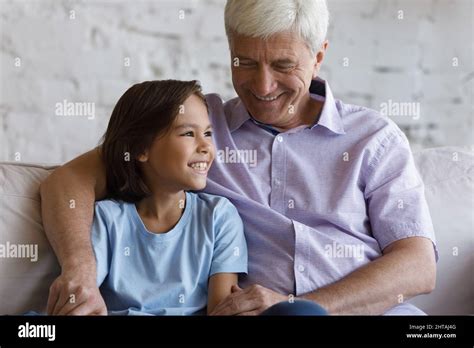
[100,79,207,203]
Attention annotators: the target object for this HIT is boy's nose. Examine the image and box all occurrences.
[197,140,212,154]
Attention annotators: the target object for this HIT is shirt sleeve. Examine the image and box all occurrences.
[364,126,438,260]
[210,198,248,276]
[91,202,112,286]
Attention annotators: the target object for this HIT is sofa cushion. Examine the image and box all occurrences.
[0,163,60,314]
[409,146,473,314]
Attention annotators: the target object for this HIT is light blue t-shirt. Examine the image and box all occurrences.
[91,191,248,316]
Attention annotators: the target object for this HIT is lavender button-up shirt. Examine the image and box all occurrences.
[204,78,437,315]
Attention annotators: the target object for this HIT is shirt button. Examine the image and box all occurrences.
[274,179,281,186]
[298,265,305,272]
[276,135,283,142]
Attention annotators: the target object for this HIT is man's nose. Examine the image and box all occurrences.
[253,65,277,96]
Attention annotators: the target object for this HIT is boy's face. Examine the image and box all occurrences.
[139,94,215,192]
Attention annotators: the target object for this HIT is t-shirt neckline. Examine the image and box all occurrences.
[130,191,192,242]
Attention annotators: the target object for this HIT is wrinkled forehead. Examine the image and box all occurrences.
[229,31,312,59]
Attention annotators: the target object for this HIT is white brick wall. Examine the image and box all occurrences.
[1,0,472,163]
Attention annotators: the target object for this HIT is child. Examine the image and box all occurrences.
[92,80,248,315]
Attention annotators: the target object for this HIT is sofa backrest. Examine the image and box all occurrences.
[0,146,473,314]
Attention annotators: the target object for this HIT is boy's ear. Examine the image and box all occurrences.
[137,151,148,162]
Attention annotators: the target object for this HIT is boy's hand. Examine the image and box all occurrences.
[209,284,287,316]
[47,267,107,315]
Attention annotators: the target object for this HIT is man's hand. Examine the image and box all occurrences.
[47,269,107,315]
[209,284,287,316]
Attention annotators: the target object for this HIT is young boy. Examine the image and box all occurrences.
[92,80,247,315]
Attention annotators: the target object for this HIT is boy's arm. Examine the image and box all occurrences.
[40,148,108,315]
[207,273,238,315]
[206,199,248,315]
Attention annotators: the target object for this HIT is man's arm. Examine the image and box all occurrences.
[209,236,436,315]
[40,148,108,315]
[301,236,436,314]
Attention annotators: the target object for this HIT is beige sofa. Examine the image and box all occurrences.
[0,146,473,315]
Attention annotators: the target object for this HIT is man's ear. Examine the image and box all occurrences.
[312,40,329,78]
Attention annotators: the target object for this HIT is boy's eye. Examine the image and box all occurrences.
[180,131,212,137]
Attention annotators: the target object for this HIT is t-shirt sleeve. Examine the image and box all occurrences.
[210,198,248,276]
[91,202,112,286]
[364,127,438,260]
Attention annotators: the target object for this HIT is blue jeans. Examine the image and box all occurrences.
[23,301,328,316]
[261,300,328,316]
[23,310,44,315]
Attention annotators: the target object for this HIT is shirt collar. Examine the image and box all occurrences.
[227,98,251,133]
[309,78,346,135]
[227,78,345,135]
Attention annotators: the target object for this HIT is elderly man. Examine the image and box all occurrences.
[40,0,436,316]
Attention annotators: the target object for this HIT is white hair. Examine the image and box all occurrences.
[225,0,329,55]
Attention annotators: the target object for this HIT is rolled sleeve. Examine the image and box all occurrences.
[364,128,438,260]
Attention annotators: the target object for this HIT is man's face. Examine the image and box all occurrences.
[230,31,324,130]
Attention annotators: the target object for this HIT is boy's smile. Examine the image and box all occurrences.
[188,160,210,175]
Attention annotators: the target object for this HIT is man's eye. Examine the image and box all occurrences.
[205,131,213,137]
[276,65,295,71]
[181,131,194,136]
